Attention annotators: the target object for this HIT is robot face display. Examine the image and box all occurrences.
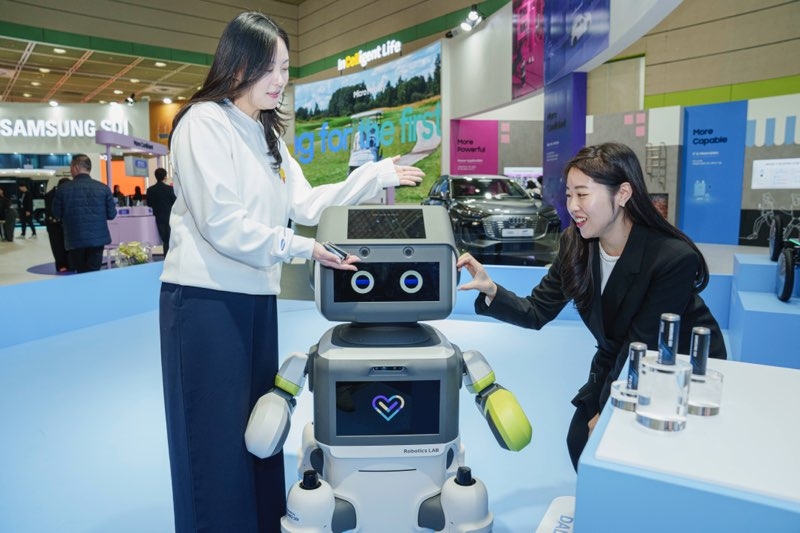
[315,206,458,323]
[332,262,440,303]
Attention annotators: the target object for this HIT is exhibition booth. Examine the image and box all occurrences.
[0,1,798,532]
[0,103,166,251]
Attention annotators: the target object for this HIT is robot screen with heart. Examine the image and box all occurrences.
[335,380,440,436]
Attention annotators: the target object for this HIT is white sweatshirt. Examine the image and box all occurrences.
[160,100,400,295]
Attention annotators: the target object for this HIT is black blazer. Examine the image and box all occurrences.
[146,181,176,224]
[19,190,33,213]
[475,224,727,414]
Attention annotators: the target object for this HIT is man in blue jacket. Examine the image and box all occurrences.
[53,154,117,273]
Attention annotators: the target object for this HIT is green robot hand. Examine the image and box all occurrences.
[475,384,532,452]
[462,349,532,452]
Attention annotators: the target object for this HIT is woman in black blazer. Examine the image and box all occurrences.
[457,142,727,471]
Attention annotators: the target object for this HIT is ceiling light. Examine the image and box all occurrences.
[39,68,51,74]
[177,96,186,100]
[130,78,139,83]
[113,89,124,95]
[451,4,485,36]
[162,97,173,104]
[22,92,31,98]
[49,100,58,107]
[53,48,66,54]
[99,100,107,104]
[155,61,167,67]
[30,81,40,86]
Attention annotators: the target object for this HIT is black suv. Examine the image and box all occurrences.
[422,174,561,265]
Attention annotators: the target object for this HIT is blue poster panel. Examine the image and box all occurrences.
[544,0,609,85]
[679,101,747,244]
[543,72,587,228]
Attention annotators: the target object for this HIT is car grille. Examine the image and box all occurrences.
[483,215,550,239]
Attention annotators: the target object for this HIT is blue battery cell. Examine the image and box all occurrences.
[690,326,711,375]
[657,313,680,365]
[626,342,647,390]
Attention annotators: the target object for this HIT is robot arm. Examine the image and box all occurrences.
[245,352,308,459]
[462,350,532,452]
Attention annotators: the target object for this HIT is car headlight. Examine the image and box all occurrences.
[452,205,486,222]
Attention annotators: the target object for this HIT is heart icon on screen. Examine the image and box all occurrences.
[372,394,405,421]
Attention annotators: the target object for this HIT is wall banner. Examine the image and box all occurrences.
[679,101,748,244]
[293,41,441,203]
[543,72,587,228]
[512,0,545,99]
[449,120,499,175]
[544,0,610,85]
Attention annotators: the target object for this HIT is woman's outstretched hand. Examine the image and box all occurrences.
[391,155,424,186]
[456,253,498,301]
[312,242,360,271]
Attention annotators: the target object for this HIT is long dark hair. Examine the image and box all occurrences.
[560,142,709,310]
[170,12,288,171]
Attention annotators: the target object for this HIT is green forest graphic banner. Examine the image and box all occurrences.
[293,42,442,204]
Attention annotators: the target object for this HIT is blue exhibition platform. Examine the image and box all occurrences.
[0,253,797,532]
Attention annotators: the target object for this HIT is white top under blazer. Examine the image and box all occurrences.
[161,100,400,295]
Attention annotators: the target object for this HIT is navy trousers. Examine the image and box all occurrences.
[566,403,593,472]
[159,283,286,533]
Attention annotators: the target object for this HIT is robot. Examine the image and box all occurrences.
[245,205,532,532]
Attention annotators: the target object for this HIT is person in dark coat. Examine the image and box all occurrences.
[44,177,71,272]
[53,154,117,273]
[146,167,176,255]
[0,187,15,241]
[131,185,144,206]
[112,184,127,206]
[17,183,37,238]
[457,143,727,472]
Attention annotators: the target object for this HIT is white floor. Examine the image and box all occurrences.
[0,226,762,532]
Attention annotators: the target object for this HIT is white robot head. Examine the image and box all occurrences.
[314,205,458,323]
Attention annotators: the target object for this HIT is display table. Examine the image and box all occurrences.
[728,253,799,368]
[108,207,161,246]
[575,358,800,532]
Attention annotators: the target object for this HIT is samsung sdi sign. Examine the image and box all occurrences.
[0,103,148,153]
[0,117,129,138]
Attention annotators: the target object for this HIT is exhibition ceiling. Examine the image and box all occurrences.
[0,0,307,106]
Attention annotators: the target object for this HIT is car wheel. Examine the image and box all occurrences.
[33,208,46,226]
[769,216,784,261]
[776,247,795,302]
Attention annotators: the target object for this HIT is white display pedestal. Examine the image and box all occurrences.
[574,358,800,532]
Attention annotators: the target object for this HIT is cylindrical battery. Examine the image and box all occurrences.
[657,313,680,365]
[690,326,711,375]
[626,342,647,390]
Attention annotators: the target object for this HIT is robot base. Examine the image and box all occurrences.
[281,422,492,533]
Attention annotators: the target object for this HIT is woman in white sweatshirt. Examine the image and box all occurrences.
[159,11,424,532]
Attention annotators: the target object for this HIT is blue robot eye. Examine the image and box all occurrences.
[350,271,375,294]
[400,271,423,294]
